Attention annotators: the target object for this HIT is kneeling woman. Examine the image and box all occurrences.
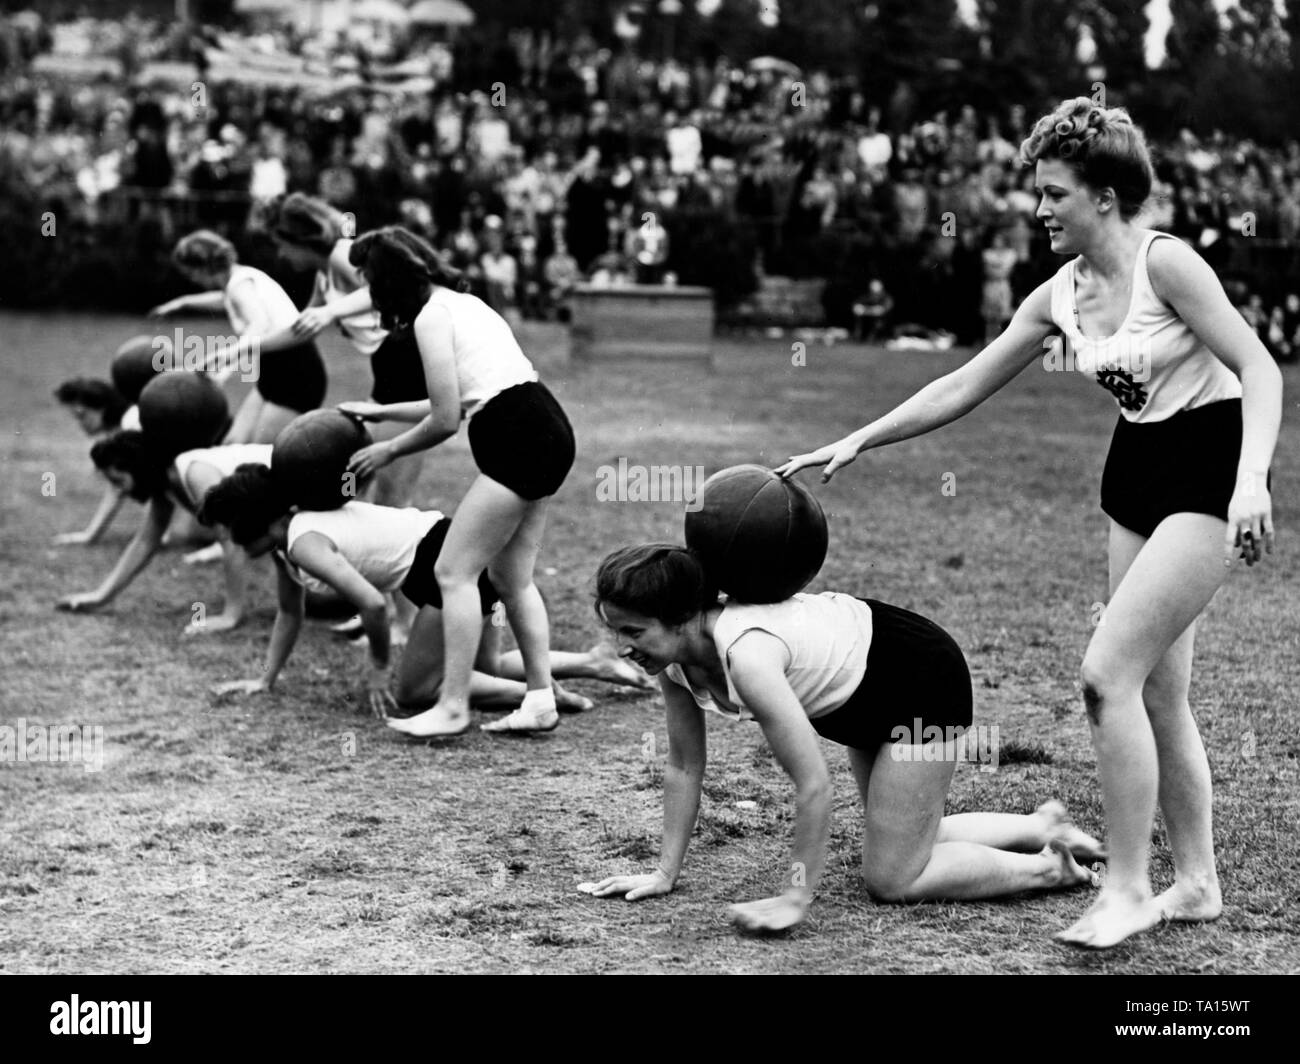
[587,545,1103,933]
[55,432,268,635]
[198,467,650,718]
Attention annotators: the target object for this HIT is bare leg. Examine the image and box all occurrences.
[367,418,425,508]
[495,641,654,689]
[222,391,263,445]
[1057,514,1229,949]
[937,800,1105,862]
[249,399,298,446]
[849,743,1097,902]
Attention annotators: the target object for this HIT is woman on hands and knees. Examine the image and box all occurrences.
[585,545,1102,934]
[198,468,650,718]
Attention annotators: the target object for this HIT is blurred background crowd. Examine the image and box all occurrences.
[2,0,1298,355]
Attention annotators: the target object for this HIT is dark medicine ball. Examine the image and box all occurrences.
[137,371,229,457]
[272,410,373,511]
[685,464,828,604]
[111,335,168,404]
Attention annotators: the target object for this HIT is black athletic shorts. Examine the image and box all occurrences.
[1100,398,1258,538]
[369,326,429,405]
[468,380,576,501]
[398,516,500,615]
[257,340,327,414]
[809,599,973,751]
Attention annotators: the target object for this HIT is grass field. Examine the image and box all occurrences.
[1,310,1296,974]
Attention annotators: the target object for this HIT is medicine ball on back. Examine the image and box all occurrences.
[272,410,373,511]
[137,371,229,456]
[111,335,167,404]
[684,464,828,604]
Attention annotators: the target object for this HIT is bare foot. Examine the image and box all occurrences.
[1054,888,1163,949]
[481,704,559,735]
[1155,877,1222,923]
[387,704,470,738]
[183,543,224,566]
[1037,800,1107,863]
[1046,839,1100,890]
[587,643,655,690]
[555,683,594,713]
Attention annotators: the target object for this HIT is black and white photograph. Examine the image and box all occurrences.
[0,0,1295,1007]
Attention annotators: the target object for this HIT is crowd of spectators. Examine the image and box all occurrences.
[1,10,1297,351]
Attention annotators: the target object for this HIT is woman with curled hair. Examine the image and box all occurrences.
[340,226,578,737]
[583,545,1103,934]
[781,98,1283,948]
[149,229,328,446]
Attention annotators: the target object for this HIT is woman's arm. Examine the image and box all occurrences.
[346,302,463,478]
[149,290,226,317]
[777,279,1056,482]
[56,495,174,611]
[338,399,433,424]
[289,531,396,715]
[1148,238,1283,562]
[589,674,706,900]
[202,277,284,374]
[54,483,127,545]
[726,631,831,931]
[213,556,306,697]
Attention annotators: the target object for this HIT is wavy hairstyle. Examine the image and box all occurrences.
[594,543,721,627]
[90,430,170,502]
[1019,97,1154,220]
[172,229,238,277]
[197,464,291,547]
[348,226,469,331]
[55,378,129,428]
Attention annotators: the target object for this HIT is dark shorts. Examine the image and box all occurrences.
[809,599,973,751]
[369,326,428,405]
[468,380,576,501]
[1100,398,1254,538]
[398,516,501,615]
[257,340,327,414]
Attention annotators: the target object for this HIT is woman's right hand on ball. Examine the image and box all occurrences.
[585,868,673,901]
[347,441,395,480]
[776,441,859,483]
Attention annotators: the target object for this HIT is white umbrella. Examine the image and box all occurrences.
[409,0,476,26]
[354,0,411,23]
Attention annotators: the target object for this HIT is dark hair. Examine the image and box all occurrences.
[1019,97,1154,220]
[269,192,348,256]
[197,464,291,547]
[349,226,469,330]
[594,544,720,627]
[172,229,237,276]
[55,378,128,428]
[89,430,169,502]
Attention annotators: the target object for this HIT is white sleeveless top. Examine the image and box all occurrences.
[314,244,386,357]
[663,593,874,722]
[172,444,273,507]
[224,265,301,334]
[282,501,442,596]
[421,287,538,418]
[1049,230,1241,423]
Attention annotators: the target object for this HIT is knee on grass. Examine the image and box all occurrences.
[861,864,921,904]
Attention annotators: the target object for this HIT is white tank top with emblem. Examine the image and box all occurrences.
[422,286,538,419]
[1048,229,1241,422]
[280,501,443,597]
[663,592,875,722]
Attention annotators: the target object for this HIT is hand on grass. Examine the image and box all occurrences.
[584,868,673,901]
[727,893,808,933]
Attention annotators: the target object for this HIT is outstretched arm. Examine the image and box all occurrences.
[726,631,831,931]
[56,495,174,611]
[214,557,306,698]
[778,279,1056,482]
[54,482,127,545]
[589,674,706,901]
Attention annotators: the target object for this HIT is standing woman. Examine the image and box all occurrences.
[346,227,577,737]
[265,193,430,507]
[149,230,328,445]
[779,97,1282,949]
